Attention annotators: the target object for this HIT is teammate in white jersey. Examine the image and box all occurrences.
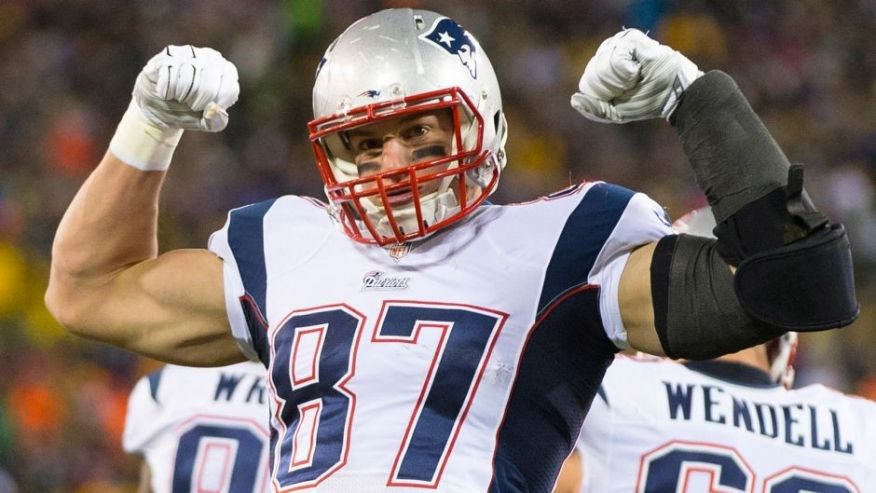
[47,8,859,493]
[574,351,876,492]
[569,209,876,492]
[123,362,270,493]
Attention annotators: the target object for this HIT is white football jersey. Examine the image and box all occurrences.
[208,182,674,492]
[123,362,271,493]
[578,355,876,492]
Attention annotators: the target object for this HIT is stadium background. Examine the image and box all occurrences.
[0,0,874,491]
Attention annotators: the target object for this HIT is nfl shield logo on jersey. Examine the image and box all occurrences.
[386,242,412,262]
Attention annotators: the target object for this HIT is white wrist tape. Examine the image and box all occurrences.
[109,101,184,171]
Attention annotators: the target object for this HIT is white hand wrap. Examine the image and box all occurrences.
[109,101,184,171]
[109,45,240,171]
[570,29,703,124]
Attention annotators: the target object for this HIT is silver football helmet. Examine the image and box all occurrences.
[673,207,798,388]
[308,9,508,245]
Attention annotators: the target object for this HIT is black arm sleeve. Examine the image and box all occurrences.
[667,71,858,332]
[650,234,784,360]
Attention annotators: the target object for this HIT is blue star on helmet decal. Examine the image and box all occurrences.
[421,18,478,78]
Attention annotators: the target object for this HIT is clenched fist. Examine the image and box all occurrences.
[110,45,240,171]
[570,29,702,124]
[133,45,239,132]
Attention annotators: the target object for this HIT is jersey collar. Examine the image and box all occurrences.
[683,360,779,388]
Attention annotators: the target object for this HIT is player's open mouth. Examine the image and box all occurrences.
[386,186,415,206]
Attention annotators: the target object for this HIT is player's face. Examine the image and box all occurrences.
[347,109,454,206]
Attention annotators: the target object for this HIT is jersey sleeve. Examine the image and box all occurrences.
[529,183,674,350]
[122,372,164,454]
[588,191,674,348]
[208,199,279,363]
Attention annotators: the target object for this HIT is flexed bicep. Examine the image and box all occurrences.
[109,248,243,365]
[48,231,243,366]
[47,44,244,367]
[618,241,665,356]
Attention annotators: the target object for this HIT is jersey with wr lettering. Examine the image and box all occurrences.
[123,361,270,493]
[577,355,876,492]
[207,182,673,492]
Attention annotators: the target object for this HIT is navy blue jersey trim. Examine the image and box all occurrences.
[147,367,165,405]
[489,288,616,493]
[683,360,779,388]
[488,184,634,492]
[227,199,277,322]
[241,295,271,365]
[536,183,635,315]
[596,384,609,407]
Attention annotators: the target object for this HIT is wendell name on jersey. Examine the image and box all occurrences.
[578,356,876,493]
[662,365,853,454]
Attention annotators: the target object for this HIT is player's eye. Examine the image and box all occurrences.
[403,124,430,140]
[356,138,383,152]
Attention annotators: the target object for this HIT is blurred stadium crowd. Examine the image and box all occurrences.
[0,0,874,491]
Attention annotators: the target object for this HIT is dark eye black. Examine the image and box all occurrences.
[357,162,380,176]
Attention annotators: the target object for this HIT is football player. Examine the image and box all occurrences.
[47,9,858,492]
[574,344,876,492]
[123,362,270,493]
[570,209,876,492]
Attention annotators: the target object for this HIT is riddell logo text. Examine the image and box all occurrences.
[362,271,410,290]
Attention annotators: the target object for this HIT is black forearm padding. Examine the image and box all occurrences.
[712,187,789,265]
[734,224,860,331]
[671,71,790,224]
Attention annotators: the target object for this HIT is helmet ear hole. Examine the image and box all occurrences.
[492,110,508,168]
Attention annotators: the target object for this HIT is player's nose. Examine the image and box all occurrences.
[378,138,410,174]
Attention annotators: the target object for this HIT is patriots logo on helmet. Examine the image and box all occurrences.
[421,18,478,78]
[315,38,338,78]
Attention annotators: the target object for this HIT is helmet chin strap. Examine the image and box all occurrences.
[367,186,460,241]
[357,156,496,243]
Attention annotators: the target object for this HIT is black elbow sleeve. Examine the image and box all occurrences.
[651,234,785,360]
[651,230,858,360]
